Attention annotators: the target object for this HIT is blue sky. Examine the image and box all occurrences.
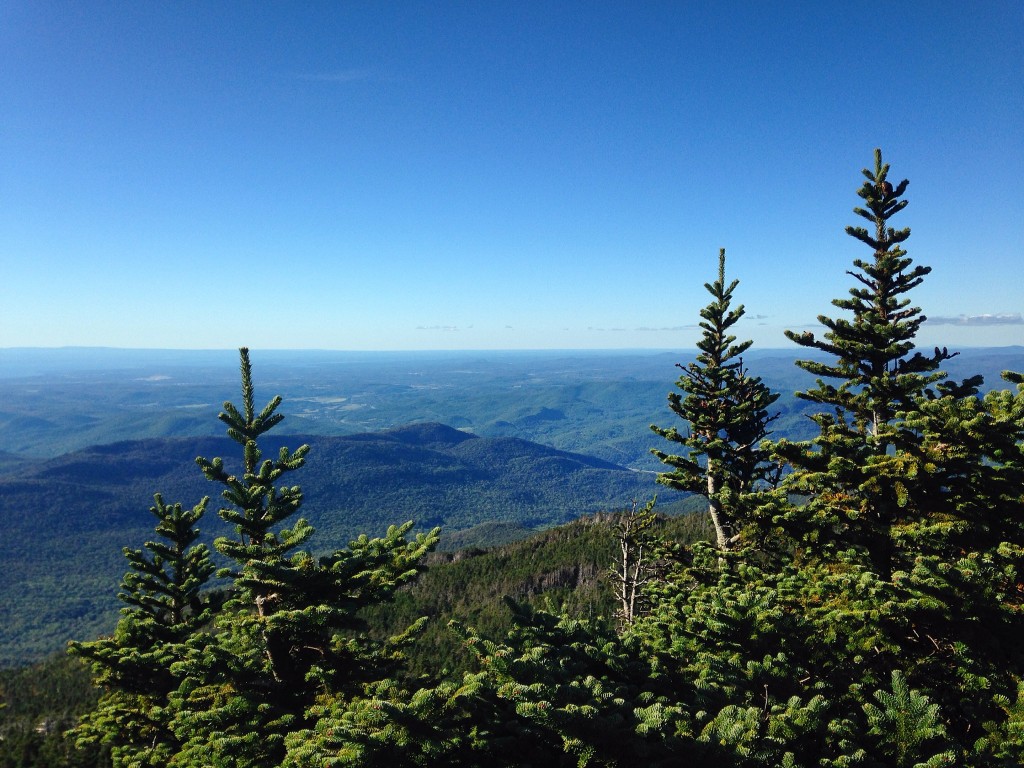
[1,2,1021,351]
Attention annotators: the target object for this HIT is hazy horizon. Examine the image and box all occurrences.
[4,343,1023,381]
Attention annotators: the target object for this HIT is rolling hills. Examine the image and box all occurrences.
[2,346,1022,667]
[0,422,678,666]
[3,347,1021,470]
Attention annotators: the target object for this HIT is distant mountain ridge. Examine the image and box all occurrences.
[3,347,1022,468]
[0,422,671,666]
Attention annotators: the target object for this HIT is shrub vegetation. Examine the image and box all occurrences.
[4,150,1020,767]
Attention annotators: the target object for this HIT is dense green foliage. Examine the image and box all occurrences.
[68,493,215,765]
[0,657,108,768]
[4,150,1022,767]
[652,248,779,550]
[65,350,448,767]
[424,150,1021,767]
[0,424,659,667]
[0,512,708,768]
[366,511,712,678]
[625,149,1024,765]
[455,150,1024,766]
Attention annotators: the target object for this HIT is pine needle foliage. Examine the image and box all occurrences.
[758,149,1024,763]
[863,671,954,768]
[450,602,697,767]
[651,248,779,551]
[71,349,443,768]
[632,150,1024,767]
[68,494,215,767]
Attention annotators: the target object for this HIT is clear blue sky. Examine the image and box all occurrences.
[2,2,1021,351]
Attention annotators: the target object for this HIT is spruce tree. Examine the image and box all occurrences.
[164,348,443,767]
[760,149,1024,762]
[68,494,215,767]
[633,150,1024,766]
[651,248,779,551]
[450,602,699,767]
[776,148,981,575]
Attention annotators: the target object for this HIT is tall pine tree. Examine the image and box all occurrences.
[651,248,778,551]
[164,348,443,767]
[776,148,980,575]
[72,348,448,768]
[761,149,1024,763]
[634,150,1024,766]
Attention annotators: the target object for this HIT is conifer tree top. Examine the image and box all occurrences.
[651,248,778,551]
[783,149,957,426]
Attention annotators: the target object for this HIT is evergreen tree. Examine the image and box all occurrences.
[760,149,1024,762]
[862,671,954,768]
[163,348,442,767]
[633,150,1024,766]
[651,248,779,551]
[69,348,448,767]
[630,538,857,767]
[68,494,215,767]
[450,602,698,767]
[776,148,980,573]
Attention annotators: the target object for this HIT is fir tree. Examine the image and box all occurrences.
[776,148,982,576]
[651,249,779,551]
[163,348,442,767]
[761,149,1024,762]
[862,671,954,768]
[450,602,697,767]
[786,148,949,426]
[68,494,215,767]
[633,151,1024,766]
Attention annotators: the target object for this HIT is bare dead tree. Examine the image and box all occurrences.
[610,497,658,628]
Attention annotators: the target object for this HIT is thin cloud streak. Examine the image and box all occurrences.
[634,325,699,332]
[295,68,381,84]
[927,313,1024,326]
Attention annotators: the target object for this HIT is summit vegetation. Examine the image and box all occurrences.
[0,425,667,667]
[2,150,1024,767]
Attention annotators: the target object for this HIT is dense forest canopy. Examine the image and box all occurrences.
[2,150,1023,767]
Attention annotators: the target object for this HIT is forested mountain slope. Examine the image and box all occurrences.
[0,511,707,768]
[0,423,671,666]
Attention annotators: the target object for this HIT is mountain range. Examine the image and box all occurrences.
[3,346,1022,666]
[0,422,676,666]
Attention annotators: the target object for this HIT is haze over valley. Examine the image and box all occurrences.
[2,345,1023,665]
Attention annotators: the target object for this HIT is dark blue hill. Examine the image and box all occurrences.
[379,422,479,447]
[0,424,672,666]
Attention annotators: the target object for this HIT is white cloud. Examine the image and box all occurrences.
[926,313,1024,326]
[635,325,699,332]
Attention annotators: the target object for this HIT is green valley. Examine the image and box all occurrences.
[0,423,677,667]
